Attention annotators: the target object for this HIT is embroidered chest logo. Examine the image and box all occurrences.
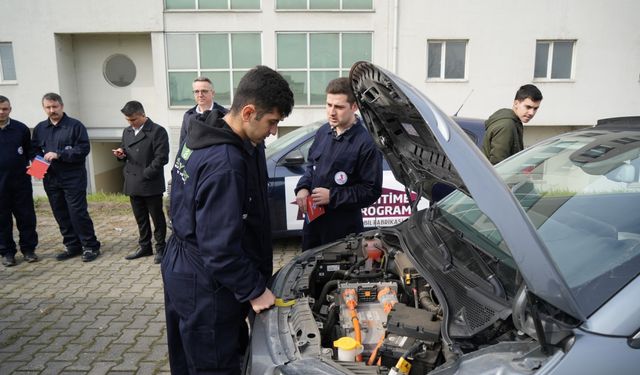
[174,144,192,183]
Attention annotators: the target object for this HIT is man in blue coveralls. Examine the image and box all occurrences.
[32,93,101,262]
[295,77,383,250]
[162,65,294,375]
[0,96,38,266]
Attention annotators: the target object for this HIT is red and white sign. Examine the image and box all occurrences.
[284,171,428,230]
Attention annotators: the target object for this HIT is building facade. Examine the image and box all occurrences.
[1,0,638,194]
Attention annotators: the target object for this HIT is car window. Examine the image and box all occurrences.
[266,121,323,160]
[437,130,640,314]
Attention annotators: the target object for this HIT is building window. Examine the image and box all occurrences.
[276,32,372,106]
[534,40,575,80]
[427,40,467,80]
[0,42,17,82]
[276,0,373,10]
[103,54,136,87]
[165,0,259,10]
[166,33,261,107]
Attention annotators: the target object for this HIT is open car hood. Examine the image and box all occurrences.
[349,62,586,321]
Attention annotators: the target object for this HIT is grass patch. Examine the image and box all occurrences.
[87,192,130,204]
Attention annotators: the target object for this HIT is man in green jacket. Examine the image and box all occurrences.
[482,84,543,164]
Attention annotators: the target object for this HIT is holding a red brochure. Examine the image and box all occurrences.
[26,155,50,179]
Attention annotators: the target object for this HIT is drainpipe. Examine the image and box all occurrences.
[391,0,399,73]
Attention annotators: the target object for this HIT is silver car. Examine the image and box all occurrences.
[246,62,640,374]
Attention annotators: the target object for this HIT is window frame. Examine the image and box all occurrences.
[426,39,468,82]
[0,42,17,84]
[165,32,263,108]
[276,31,373,107]
[533,39,576,82]
[164,0,261,11]
[274,0,374,11]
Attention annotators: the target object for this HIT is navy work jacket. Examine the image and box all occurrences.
[170,134,272,303]
[32,113,90,190]
[0,119,32,190]
[296,118,383,216]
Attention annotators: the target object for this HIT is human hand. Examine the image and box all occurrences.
[43,152,59,162]
[250,288,276,313]
[295,189,310,213]
[112,148,126,159]
[311,187,330,206]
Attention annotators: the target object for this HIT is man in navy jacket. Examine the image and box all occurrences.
[295,78,383,250]
[178,76,228,146]
[0,96,38,266]
[32,93,100,262]
[162,66,294,375]
[113,101,169,264]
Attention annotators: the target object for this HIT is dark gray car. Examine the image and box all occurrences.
[245,62,640,374]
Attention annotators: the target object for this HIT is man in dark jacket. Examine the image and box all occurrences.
[482,84,543,164]
[32,93,100,262]
[178,76,228,146]
[295,77,383,250]
[113,101,169,264]
[0,95,38,266]
[162,65,294,375]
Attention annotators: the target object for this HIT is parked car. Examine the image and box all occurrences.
[167,116,484,237]
[266,116,484,238]
[245,62,640,374]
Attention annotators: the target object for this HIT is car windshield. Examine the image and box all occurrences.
[265,121,323,160]
[436,129,640,314]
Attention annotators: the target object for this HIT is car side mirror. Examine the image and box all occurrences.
[629,329,640,349]
[281,150,305,167]
[606,163,636,183]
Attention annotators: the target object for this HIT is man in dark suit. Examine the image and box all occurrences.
[113,101,169,264]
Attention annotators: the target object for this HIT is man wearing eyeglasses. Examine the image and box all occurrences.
[178,76,228,146]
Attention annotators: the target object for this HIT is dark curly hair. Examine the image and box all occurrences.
[230,65,294,119]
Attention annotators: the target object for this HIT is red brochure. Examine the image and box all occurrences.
[27,155,50,179]
[305,196,325,222]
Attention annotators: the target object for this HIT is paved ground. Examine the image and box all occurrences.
[0,202,302,374]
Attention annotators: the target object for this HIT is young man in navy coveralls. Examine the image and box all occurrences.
[162,66,294,375]
[113,101,170,264]
[295,77,383,250]
[0,96,38,266]
[32,93,101,262]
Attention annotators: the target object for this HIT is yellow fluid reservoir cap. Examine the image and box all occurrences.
[333,336,358,351]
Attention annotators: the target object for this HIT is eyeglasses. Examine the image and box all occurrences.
[193,90,211,95]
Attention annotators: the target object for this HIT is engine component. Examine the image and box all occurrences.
[387,303,441,342]
[338,282,398,353]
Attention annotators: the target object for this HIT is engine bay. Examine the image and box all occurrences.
[268,229,563,375]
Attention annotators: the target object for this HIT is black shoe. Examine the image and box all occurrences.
[154,252,163,264]
[23,252,39,263]
[125,248,153,260]
[82,248,100,262]
[56,249,82,261]
[2,255,16,267]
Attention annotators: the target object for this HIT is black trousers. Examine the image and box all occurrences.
[130,195,166,253]
[0,178,38,256]
[45,186,100,252]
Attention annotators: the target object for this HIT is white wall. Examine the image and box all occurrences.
[395,0,640,127]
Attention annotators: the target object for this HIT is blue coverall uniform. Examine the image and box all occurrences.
[162,110,272,375]
[0,119,38,258]
[295,117,383,250]
[31,113,100,253]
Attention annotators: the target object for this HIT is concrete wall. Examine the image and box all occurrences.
[395,0,640,128]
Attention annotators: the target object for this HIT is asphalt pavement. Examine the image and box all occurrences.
[0,204,301,374]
